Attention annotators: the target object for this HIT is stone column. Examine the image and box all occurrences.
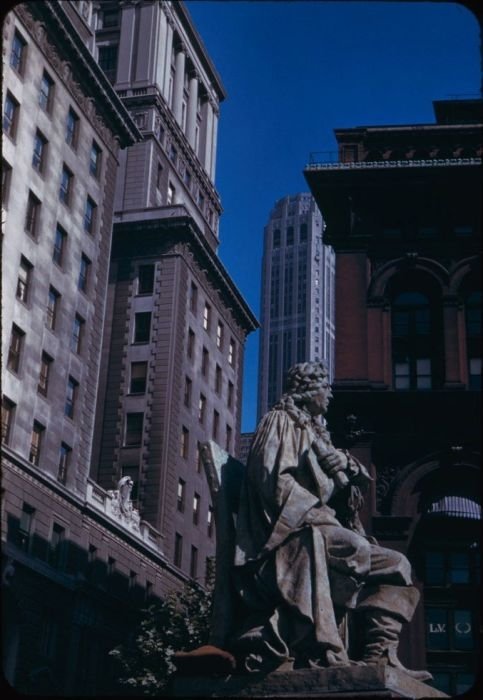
[202,98,214,175]
[155,6,168,94]
[162,15,174,101]
[186,70,199,148]
[210,105,219,181]
[172,43,186,124]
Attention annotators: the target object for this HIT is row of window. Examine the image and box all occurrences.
[176,479,214,534]
[184,370,235,411]
[173,532,209,580]
[189,282,237,365]
[272,223,308,248]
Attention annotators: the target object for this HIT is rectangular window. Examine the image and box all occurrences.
[184,376,192,407]
[124,413,144,446]
[18,503,35,551]
[213,410,220,441]
[58,443,71,484]
[228,380,234,409]
[156,163,163,190]
[196,441,203,473]
[78,254,91,293]
[134,312,151,343]
[65,376,78,419]
[1,397,16,445]
[177,479,185,512]
[71,314,85,353]
[169,144,177,164]
[3,91,19,139]
[190,283,198,314]
[226,425,232,452]
[138,264,155,294]
[187,328,195,359]
[38,352,53,396]
[228,339,236,367]
[59,165,73,205]
[199,394,206,424]
[65,107,79,148]
[16,256,32,304]
[203,303,211,331]
[215,364,222,394]
[180,426,189,458]
[2,160,12,206]
[39,70,54,113]
[32,130,48,173]
[53,225,66,266]
[216,321,224,349]
[7,324,24,374]
[201,347,209,376]
[89,141,102,178]
[190,545,198,579]
[50,523,65,569]
[25,191,41,237]
[84,196,97,233]
[98,44,118,81]
[10,31,27,74]
[46,286,60,330]
[29,421,44,466]
[184,169,192,189]
[130,362,148,394]
[193,493,200,525]
[174,533,183,568]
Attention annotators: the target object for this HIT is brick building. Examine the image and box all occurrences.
[305,98,481,696]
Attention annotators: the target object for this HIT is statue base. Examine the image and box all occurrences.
[170,664,448,698]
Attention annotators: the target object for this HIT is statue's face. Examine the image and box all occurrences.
[305,380,332,416]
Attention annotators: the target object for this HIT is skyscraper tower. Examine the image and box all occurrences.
[257,193,335,419]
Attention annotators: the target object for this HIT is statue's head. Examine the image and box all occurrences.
[284,361,332,416]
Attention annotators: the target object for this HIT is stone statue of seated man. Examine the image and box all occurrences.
[230,361,431,681]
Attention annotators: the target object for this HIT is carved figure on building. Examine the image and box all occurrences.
[107,476,140,530]
[230,361,431,680]
[118,475,134,515]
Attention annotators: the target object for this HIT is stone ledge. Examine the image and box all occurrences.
[170,664,448,698]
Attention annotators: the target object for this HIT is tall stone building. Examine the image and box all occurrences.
[90,0,257,577]
[305,98,481,696]
[1,1,256,694]
[257,193,335,419]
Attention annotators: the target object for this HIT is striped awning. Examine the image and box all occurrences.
[427,496,481,520]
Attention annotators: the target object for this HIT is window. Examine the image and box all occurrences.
[187,328,195,359]
[17,503,35,551]
[226,425,232,452]
[1,397,16,445]
[169,144,177,164]
[180,426,189,458]
[207,506,214,537]
[65,376,78,419]
[130,362,148,394]
[134,312,151,343]
[25,191,41,237]
[215,364,222,394]
[124,413,144,446]
[3,91,19,139]
[58,443,71,484]
[156,163,163,191]
[426,608,474,651]
[228,380,234,409]
[10,31,27,74]
[203,303,211,331]
[273,228,281,248]
[167,181,175,205]
[16,256,32,303]
[71,314,85,353]
[84,197,97,233]
[7,325,24,373]
[2,160,12,206]
[192,493,200,525]
[300,223,308,242]
[98,44,118,81]
[197,190,205,210]
[50,523,65,569]
[216,321,224,349]
[29,421,44,465]
[32,130,48,173]
[78,254,91,293]
[424,548,479,587]
[196,441,203,473]
[201,347,209,376]
[190,545,198,579]
[59,165,73,205]
[46,287,60,330]
[138,264,155,294]
[286,226,294,246]
[89,141,102,178]
[392,291,434,390]
[39,71,54,113]
[177,479,185,512]
[228,339,236,367]
[174,533,183,567]
[53,225,66,266]
[184,376,192,407]
[213,410,220,440]
[65,108,79,148]
[184,169,192,188]
[190,283,198,314]
[199,394,206,423]
[38,352,53,396]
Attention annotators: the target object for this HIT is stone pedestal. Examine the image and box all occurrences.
[170,665,448,699]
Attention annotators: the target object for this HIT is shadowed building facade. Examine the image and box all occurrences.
[305,98,481,696]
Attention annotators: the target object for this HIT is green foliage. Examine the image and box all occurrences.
[109,566,214,695]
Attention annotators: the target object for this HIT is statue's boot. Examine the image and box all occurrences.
[361,610,432,682]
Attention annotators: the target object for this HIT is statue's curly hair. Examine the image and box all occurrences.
[283,361,330,405]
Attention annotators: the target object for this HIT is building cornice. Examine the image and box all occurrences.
[15,1,141,149]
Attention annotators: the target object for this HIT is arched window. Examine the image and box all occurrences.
[392,291,432,390]
[465,291,481,390]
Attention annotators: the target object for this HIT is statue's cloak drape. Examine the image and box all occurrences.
[233,408,348,656]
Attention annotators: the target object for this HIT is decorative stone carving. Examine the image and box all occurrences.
[107,477,141,530]
[376,463,398,511]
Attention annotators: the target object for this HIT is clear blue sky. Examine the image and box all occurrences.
[185,0,481,432]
